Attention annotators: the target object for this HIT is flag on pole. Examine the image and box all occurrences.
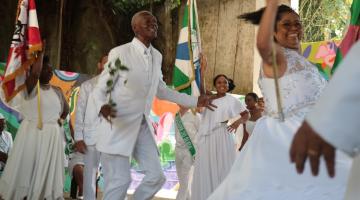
[331,0,360,75]
[172,0,202,96]
[2,0,42,102]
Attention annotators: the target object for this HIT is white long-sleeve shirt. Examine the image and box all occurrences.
[74,76,100,145]
[0,130,13,171]
[307,41,360,157]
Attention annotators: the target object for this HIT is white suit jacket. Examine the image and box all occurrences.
[74,76,102,145]
[93,38,198,156]
[306,41,360,200]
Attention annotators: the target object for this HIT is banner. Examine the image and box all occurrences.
[172,0,202,96]
[2,0,42,102]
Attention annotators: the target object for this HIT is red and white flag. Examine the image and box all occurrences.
[2,0,42,102]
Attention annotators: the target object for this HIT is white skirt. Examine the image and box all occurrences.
[191,125,236,200]
[208,115,352,200]
[0,120,64,200]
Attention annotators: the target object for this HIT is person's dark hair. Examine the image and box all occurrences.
[246,92,259,102]
[227,78,235,92]
[43,55,50,65]
[213,74,236,92]
[239,5,298,31]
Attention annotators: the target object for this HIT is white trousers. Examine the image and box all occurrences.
[175,146,194,200]
[345,155,360,200]
[101,121,166,200]
[83,145,101,200]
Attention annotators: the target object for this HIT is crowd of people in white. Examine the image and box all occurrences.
[1,0,360,199]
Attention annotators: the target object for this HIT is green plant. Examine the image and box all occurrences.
[106,58,129,107]
[109,0,181,14]
[300,0,352,42]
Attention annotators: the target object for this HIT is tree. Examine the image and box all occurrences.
[109,0,180,14]
[300,0,352,42]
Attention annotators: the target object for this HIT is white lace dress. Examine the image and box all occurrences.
[208,48,352,200]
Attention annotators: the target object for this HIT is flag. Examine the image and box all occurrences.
[331,0,360,74]
[0,62,6,81]
[2,0,42,102]
[172,0,202,96]
[0,98,21,137]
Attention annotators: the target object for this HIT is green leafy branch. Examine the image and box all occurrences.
[106,58,129,107]
[300,0,352,42]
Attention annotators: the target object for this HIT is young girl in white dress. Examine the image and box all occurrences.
[208,1,351,200]
[0,53,69,200]
[238,92,262,151]
[191,74,248,200]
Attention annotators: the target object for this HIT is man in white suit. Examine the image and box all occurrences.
[93,11,215,200]
[290,41,360,200]
[74,55,108,200]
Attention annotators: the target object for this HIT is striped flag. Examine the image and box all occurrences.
[331,0,360,75]
[0,62,6,81]
[172,0,202,96]
[2,0,42,102]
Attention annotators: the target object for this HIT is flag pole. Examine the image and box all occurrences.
[193,0,206,94]
[56,0,64,68]
[272,43,284,121]
[36,80,43,129]
[187,0,196,86]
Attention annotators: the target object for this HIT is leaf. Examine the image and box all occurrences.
[109,69,116,75]
[119,65,129,71]
[106,80,113,87]
[115,58,121,67]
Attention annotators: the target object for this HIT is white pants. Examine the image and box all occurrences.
[175,146,194,200]
[345,155,360,200]
[101,121,166,200]
[83,145,101,200]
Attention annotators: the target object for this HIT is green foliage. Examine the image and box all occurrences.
[158,140,175,164]
[115,58,129,71]
[300,0,352,42]
[110,0,181,14]
[106,58,129,107]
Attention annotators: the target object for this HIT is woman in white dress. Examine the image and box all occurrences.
[0,53,69,200]
[191,74,249,200]
[238,92,262,151]
[208,1,351,200]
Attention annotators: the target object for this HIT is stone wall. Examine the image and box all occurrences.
[198,0,256,94]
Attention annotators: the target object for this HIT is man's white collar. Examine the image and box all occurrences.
[132,37,152,55]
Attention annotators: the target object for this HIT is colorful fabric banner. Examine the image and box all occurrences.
[0,62,6,80]
[172,0,202,96]
[2,0,42,102]
[301,40,340,80]
[332,0,360,74]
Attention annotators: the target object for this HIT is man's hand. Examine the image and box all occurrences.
[74,140,87,154]
[290,121,336,177]
[0,151,8,163]
[197,95,217,111]
[100,104,117,122]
